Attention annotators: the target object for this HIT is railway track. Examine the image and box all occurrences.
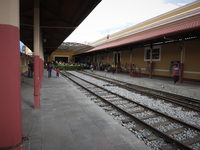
[61,71,200,150]
[80,71,200,113]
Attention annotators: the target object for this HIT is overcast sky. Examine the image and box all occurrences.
[65,0,197,44]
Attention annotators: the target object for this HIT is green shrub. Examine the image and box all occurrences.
[54,65,84,71]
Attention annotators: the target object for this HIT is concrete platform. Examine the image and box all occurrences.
[21,70,150,150]
[84,70,200,100]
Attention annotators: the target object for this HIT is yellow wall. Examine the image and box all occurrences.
[120,50,130,66]
[107,51,113,64]
[101,53,107,64]
[92,39,200,80]
[20,57,30,74]
[184,40,200,80]
[132,47,146,69]
[152,43,181,76]
[50,50,77,62]
[185,40,200,71]
[152,40,200,80]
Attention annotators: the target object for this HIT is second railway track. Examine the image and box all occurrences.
[61,71,200,150]
[80,71,200,113]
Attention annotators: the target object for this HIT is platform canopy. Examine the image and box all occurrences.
[20,0,101,55]
[58,42,94,52]
[88,17,200,52]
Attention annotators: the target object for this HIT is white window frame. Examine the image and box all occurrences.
[144,45,161,61]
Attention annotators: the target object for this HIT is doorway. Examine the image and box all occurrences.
[114,52,121,65]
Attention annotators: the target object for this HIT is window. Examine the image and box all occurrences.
[144,46,161,61]
[113,51,121,65]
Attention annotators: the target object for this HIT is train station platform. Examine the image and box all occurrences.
[21,70,150,150]
[84,70,200,100]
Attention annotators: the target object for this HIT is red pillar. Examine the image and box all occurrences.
[116,63,118,73]
[39,58,44,88]
[0,0,22,149]
[129,63,132,76]
[149,63,152,79]
[180,42,185,83]
[39,58,41,88]
[149,45,153,79]
[179,63,184,83]
[42,60,44,81]
[34,0,40,109]
[130,64,135,77]
[34,56,40,108]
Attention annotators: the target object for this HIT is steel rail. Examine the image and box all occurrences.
[61,71,199,150]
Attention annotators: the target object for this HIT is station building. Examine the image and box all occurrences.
[74,0,200,82]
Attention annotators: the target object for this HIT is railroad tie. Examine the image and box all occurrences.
[99,103,109,107]
[94,100,102,103]
[138,114,157,120]
[122,118,133,123]
[108,99,123,102]
[164,128,185,136]
[104,107,114,111]
[132,125,146,131]
[122,104,137,109]
[151,121,172,127]
[181,135,200,145]
[112,112,121,116]
[129,109,144,114]
[145,134,159,141]
[162,144,177,150]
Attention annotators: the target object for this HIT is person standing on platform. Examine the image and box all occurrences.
[48,63,53,78]
[30,62,34,78]
[111,63,116,74]
[28,63,31,77]
[56,68,60,77]
[173,64,181,85]
[28,62,34,78]
[104,67,107,76]
[90,64,94,72]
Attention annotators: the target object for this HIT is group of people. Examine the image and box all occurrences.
[131,64,141,77]
[90,62,117,74]
[54,61,81,66]
[40,61,182,84]
[90,62,181,85]
[47,62,60,78]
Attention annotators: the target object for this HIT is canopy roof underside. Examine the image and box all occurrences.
[20,0,101,55]
[58,42,94,52]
